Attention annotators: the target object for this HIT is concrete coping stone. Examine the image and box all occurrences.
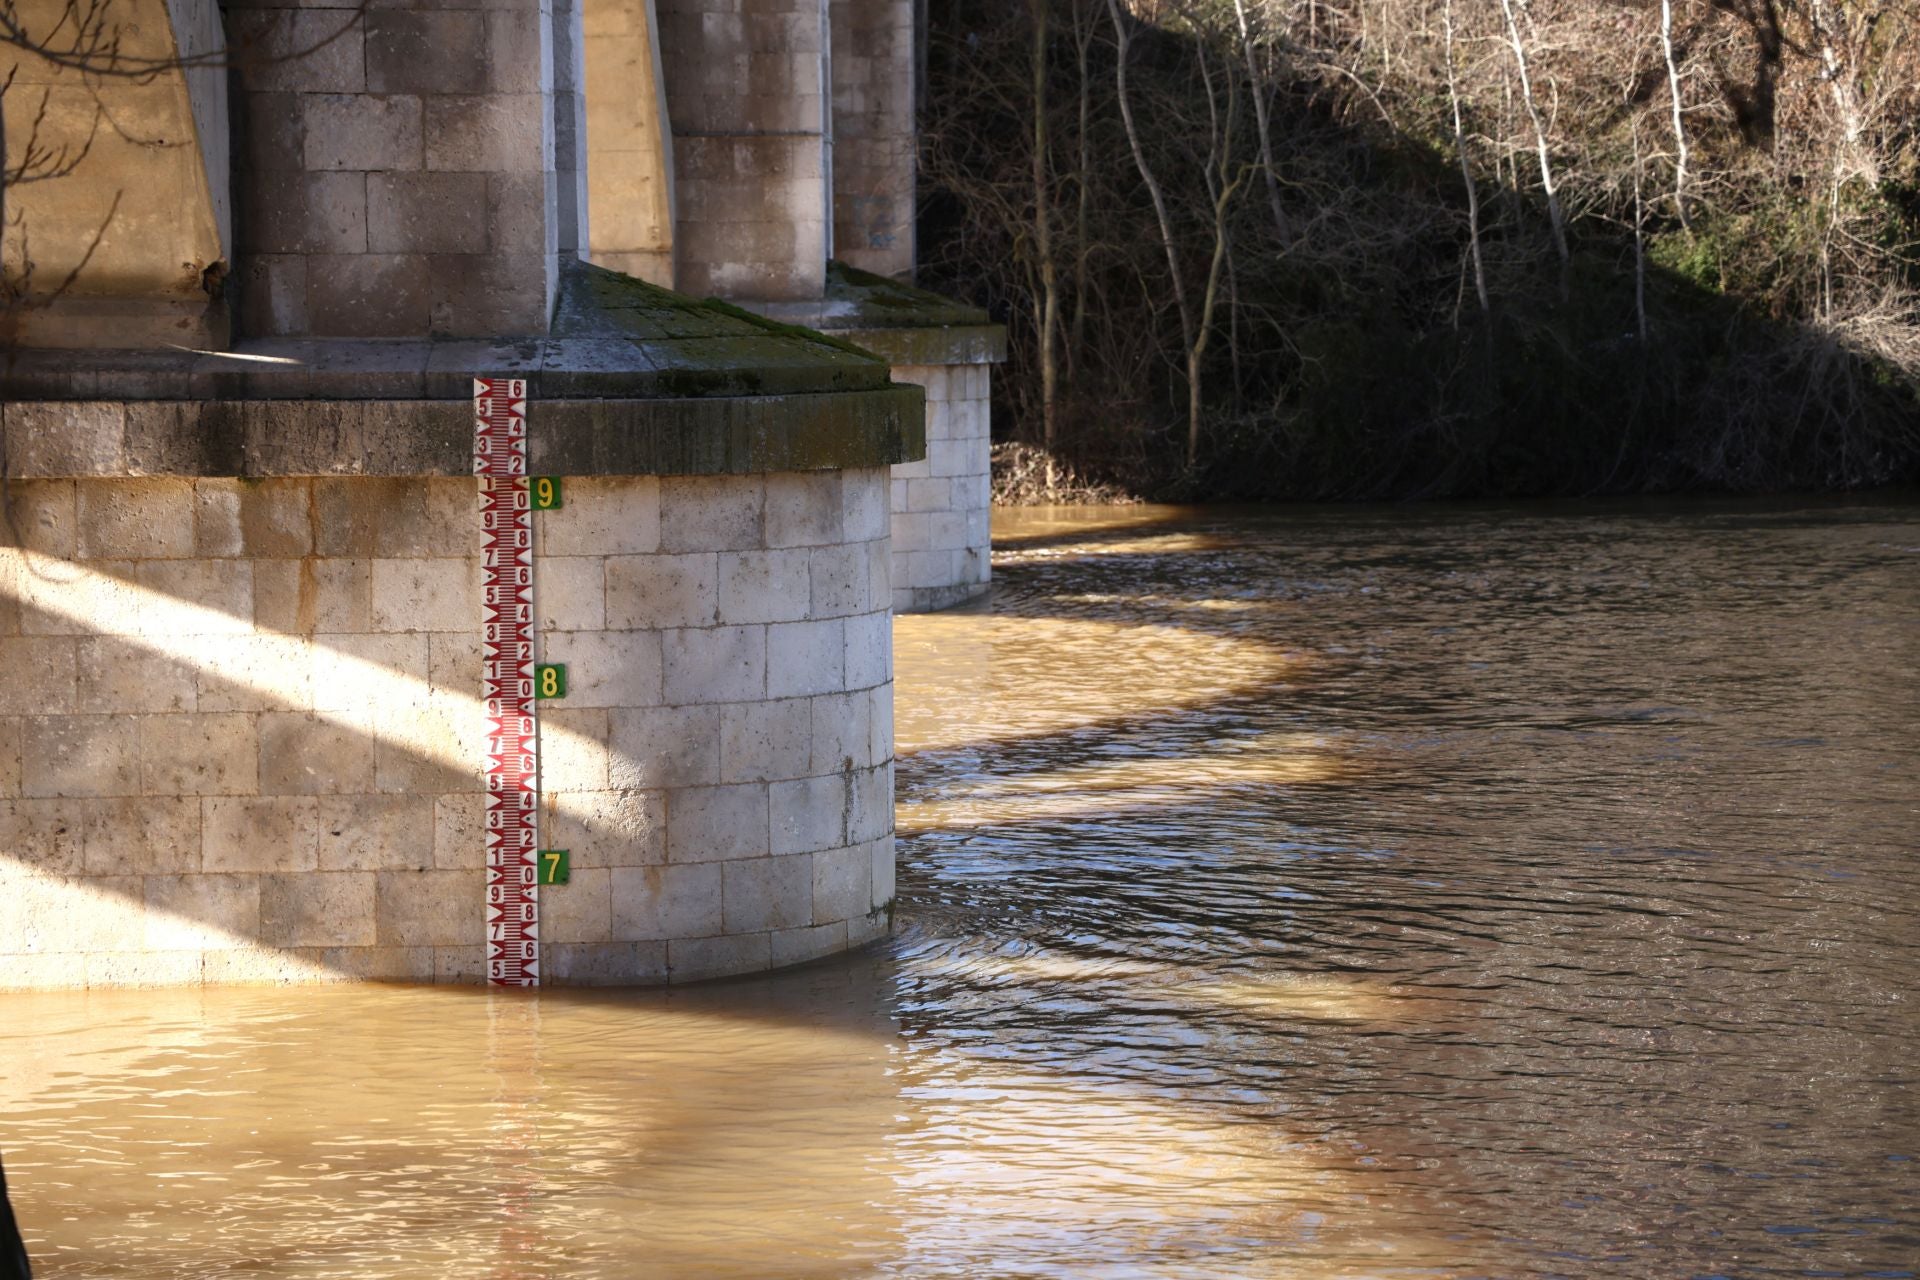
[0,387,926,479]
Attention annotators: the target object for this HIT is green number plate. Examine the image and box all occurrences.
[531,476,563,510]
[535,663,567,699]
[538,850,570,885]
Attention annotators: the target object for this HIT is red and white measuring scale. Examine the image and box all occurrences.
[474,378,540,987]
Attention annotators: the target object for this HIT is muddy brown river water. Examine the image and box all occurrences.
[3,499,1917,1278]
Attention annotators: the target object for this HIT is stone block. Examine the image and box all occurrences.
[427,252,553,337]
[194,634,313,712]
[486,7,549,94]
[811,841,870,924]
[808,545,866,618]
[722,853,811,932]
[313,632,429,711]
[203,796,320,872]
[608,704,721,789]
[366,11,490,95]
[770,920,845,969]
[434,945,487,984]
[135,561,253,634]
[535,556,606,631]
[230,11,367,93]
[236,253,310,335]
[0,638,77,715]
[537,476,660,555]
[844,611,890,689]
[5,403,125,477]
[424,94,547,172]
[369,171,489,254]
[75,479,195,559]
[764,473,843,548]
[83,795,200,875]
[867,544,891,611]
[840,469,888,542]
[715,549,810,626]
[540,707,610,791]
[544,940,669,986]
[144,874,260,951]
[0,797,86,875]
[905,477,952,514]
[86,951,206,988]
[871,834,895,909]
[543,629,663,708]
[719,698,812,784]
[539,865,611,942]
[303,93,425,171]
[847,906,889,947]
[257,710,372,790]
[611,862,721,940]
[0,481,75,557]
[770,772,846,856]
[263,871,376,947]
[605,553,718,629]
[375,869,478,946]
[866,682,892,766]
[312,478,384,557]
[766,618,843,699]
[0,719,19,797]
[668,932,770,981]
[23,715,139,797]
[371,557,479,631]
[433,791,486,869]
[851,764,893,842]
[368,478,478,558]
[890,511,927,554]
[9,552,140,640]
[487,169,552,255]
[808,691,866,774]
[239,92,307,174]
[374,696,475,793]
[665,782,768,863]
[429,631,483,694]
[546,787,664,868]
[658,476,763,553]
[661,625,763,704]
[307,254,432,337]
[244,172,368,256]
[140,713,259,796]
[316,793,435,870]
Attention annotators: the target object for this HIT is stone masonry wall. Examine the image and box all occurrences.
[889,363,991,612]
[655,0,829,300]
[229,0,561,337]
[829,0,914,279]
[0,469,895,988]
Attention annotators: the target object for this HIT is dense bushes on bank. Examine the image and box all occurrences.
[919,0,1920,502]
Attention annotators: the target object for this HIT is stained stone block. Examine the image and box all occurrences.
[366,11,491,96]
[203,796,320,873]
[302,93,425,171]
[722,854,811,932]
[369,172,489,255]
[263,871,376,947]
[375,869,478,946]
[23,715,140,798]
[611,863,722,940]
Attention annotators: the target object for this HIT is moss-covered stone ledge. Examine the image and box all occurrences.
[0,261,926,479]
[753,263,1007,368]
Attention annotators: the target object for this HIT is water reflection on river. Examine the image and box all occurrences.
[4,500,1917,1278]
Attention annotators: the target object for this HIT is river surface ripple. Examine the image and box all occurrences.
[3,499,1917,1278]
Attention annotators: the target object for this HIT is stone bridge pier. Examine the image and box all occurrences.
[0,0,995,988]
